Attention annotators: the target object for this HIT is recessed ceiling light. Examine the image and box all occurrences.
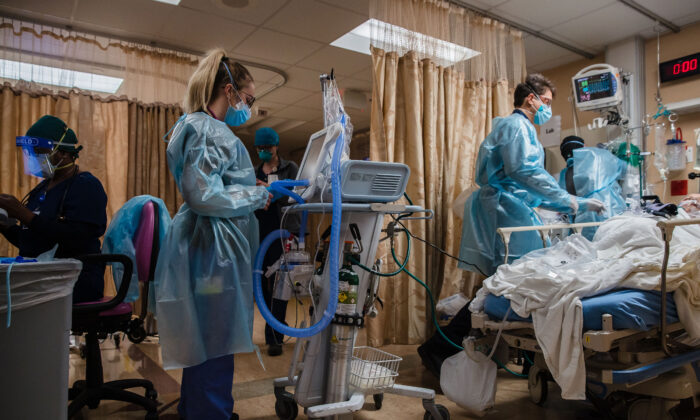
[0,59,124,94]
[152,0,181,5]
[331,19,480,67]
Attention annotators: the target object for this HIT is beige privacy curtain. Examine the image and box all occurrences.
[367,0,525,346]
[127,103,184,214]
[0,17,198,104]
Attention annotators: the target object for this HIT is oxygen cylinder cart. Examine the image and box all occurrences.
[272,202,448,420]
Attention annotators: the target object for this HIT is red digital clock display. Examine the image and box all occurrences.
[660,52,700,83]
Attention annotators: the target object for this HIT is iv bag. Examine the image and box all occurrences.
[653,124,669,181]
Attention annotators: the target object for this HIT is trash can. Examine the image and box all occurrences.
[0,259,82,420]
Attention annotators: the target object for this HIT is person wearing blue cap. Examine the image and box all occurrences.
[0,115,108,303]
[254,127,300,356]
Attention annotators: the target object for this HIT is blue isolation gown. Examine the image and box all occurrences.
[459,111,574,276]
[558,147,627,240]
[155,112,269,370]
[102,195,172,303]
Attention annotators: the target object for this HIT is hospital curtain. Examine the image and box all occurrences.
[127,103,184,214]
[0,17,198,104]
[0,84,129,256]
[366,0,525,346]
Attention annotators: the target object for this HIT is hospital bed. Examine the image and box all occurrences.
[469,219,700,420]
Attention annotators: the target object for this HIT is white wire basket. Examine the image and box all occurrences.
[349,346,402,392]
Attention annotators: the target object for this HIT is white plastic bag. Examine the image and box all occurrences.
[440,342,497,416]
[436,293,468,320]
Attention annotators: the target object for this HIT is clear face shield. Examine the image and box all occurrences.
[15,136,58,178]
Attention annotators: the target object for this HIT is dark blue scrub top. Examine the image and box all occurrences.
[1,171,108,303]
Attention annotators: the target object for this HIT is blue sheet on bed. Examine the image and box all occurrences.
[483,289,679,331]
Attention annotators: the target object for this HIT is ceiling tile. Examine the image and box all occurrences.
[297,45,371,76]
[264,0,367,44]
[351,66,373,82]
[233,29,324,65]
[158,7,256,52]
[632,0,700,22]
[232,52,291,74]
[296,92,324,110]
[260,86,314,105]
[282,66,328,91]
[494,0,613,30]
[527,52,581,72]
[523,35,572,69]
[271,105,323,121]
[73,0,174,37]
[549,3,655,49]
[246,66,285,84]
[317,0,369,15]
[0,0,75,20]
[179,0,287,26]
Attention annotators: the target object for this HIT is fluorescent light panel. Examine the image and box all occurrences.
[0,59,123,93]
[152,0,181,5]
[331,19,480,66]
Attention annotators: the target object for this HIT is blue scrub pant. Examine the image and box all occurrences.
[178,354,234,420]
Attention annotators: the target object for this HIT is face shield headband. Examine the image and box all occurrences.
[15,128,72,178]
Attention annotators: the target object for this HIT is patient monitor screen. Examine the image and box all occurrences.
[574,72,615,103]
[297,129,330,183]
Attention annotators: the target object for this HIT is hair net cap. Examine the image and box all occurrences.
[26,115,81,155]
[560,135,584,160]
[255,127,279,146]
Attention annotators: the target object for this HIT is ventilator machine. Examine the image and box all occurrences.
[253,74,449,420]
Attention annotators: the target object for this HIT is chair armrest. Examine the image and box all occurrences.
[72,253,133,314]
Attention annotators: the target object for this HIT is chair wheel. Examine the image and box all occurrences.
[423,404,449,420]
[145,388,158,401]
[373,393,384,410]
[145,411,159,420]
[128,319,147,344]
[114,333,121,349]
[87,398,100,409]
[275,394,298,420]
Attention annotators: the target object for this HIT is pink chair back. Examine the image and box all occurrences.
[133,201,157,283]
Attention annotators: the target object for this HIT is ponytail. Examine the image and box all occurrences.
[183,48,254,113]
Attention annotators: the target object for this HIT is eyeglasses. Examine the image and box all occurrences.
[237,89,256,107]
[256,145,274,151]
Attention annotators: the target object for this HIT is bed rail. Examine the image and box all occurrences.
[656,218,700,355]
[496,222,604,264]
[496,217,700,357]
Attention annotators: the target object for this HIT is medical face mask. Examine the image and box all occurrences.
[258,149,273,162]
[532,95,552,125]
[221,60,252,127]
[224,100,251,127]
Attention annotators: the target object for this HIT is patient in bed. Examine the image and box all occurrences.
[680,194,700,215]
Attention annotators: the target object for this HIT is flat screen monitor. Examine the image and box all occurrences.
[574,72,616,104]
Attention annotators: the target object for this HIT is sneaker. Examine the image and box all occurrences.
[267,343,283,357]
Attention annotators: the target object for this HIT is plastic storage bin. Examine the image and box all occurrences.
[0,259,82,420]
